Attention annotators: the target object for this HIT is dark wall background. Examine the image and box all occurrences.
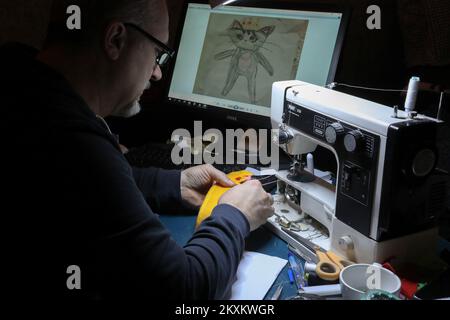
[1,0,449,161]
[1,0,449,136]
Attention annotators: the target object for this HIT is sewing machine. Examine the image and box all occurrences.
[267,80,448,265]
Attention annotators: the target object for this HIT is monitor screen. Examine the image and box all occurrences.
[167,1,348,125]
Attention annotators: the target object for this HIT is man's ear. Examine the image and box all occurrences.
[104,22,127,60]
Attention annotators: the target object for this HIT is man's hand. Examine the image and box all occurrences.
[180,164,235,207]
[219,180,274,231]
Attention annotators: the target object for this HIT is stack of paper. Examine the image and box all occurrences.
[230,251,287,300]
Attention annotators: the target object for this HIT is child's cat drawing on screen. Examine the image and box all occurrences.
[215,20,275,104]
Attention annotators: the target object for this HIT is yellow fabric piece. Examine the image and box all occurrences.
[196,170,253,228]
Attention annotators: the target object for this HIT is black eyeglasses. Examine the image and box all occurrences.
[123,22,175,67]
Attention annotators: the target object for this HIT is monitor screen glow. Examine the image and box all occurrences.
[168,2,346,120]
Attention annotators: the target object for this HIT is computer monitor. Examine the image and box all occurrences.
[167,0,349,128]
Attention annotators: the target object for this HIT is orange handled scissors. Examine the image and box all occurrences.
[314,250,353,281]
[282,227,354,281]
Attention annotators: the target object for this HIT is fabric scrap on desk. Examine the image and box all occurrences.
[230,251,287,300]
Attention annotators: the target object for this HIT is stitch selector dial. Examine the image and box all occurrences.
[344,130,364,153]
[325,122,344,144]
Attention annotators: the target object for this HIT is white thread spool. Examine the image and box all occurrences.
[404,76,420,114]
[304,262,317,274]
[306,153,314,174]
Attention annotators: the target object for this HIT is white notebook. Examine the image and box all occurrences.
[230,251,287,300]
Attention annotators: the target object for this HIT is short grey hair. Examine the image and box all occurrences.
[45,0,163,47]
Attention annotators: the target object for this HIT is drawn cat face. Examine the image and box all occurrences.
[227,20,275,51]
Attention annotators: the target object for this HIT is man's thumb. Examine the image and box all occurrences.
[211,169,235,187]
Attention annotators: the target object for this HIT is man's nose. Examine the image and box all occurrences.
[151,65,162,81]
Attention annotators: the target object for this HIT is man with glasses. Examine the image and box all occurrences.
[1,0,274,301]
[124,22,175,67]
[114,22,175,118]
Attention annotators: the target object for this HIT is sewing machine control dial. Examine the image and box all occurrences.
[344,130,364,153]
[325,122,344,144]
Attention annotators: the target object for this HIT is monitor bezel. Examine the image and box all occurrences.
[164,0,350,129]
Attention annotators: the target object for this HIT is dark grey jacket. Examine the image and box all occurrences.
[1,43,249,301]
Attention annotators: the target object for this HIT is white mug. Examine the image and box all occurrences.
[339,263,401,300]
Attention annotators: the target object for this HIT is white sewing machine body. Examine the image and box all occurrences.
[268,81,447,264]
